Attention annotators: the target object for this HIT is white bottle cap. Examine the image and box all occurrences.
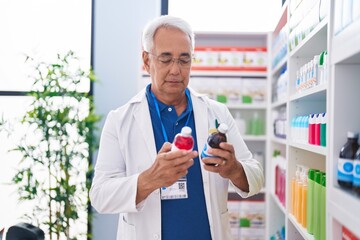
[181,126,192,137]
[347,131,359,139]
[218,123,228,134]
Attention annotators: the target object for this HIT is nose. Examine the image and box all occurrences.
[169,59,181,73]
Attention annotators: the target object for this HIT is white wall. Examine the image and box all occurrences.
[92,0,160,239]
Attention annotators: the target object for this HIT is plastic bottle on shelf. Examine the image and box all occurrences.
[313,55,320,87]
[250,112,263,135]
[308,114,315,145]
[337,132,359,189]
[313,171,323,240]
[171,126,194,152]
[314,113,321,145]
[320,112,327,147]
[320,174,326,240]
[300,167,308,228]
[294,165,302,220]
[201,123,228,162]
[353,147,360,195]
[297,167,306,223]
[303,115,309,143]
[307,169,318,235]
[234,112,246,135]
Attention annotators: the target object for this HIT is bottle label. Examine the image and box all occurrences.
[337,158,354,182]
[171,135,194,152]
[171,144,192,152]
[201,143,216,158]
[353,160,360,187]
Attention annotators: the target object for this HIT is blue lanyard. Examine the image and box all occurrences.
[150,89,193,142]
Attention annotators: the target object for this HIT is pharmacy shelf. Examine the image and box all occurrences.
[288,214,314,240]
[190,70,267,77]
[269,1,331,240]
[327,187,360,238]
[271,99,287,109]
[331,19,360,65]
[272,57,287,76]
[289,19,328,58]
[270,192,286,215]
[289,84,327,102]
[288,141,327,156]
[329,20,360,238]
[271,137,287,145]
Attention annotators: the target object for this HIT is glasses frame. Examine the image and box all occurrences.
[146,51,193,69]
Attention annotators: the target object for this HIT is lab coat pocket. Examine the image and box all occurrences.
[120,216,136,240]
[220,210,233,240]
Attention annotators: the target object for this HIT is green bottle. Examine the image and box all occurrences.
[313,171,322,240]
[250,112,263,135]
[307,169,318,234]
[320,113,326,147]
[320,174,326,240]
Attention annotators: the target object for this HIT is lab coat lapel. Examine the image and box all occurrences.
[191,92,215,232]
[133,96,157,163]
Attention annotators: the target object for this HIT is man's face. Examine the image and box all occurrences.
[143,27,192,97]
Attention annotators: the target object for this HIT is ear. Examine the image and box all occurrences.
[142,51,150,74]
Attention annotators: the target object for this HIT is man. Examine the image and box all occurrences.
[90,15,264,240]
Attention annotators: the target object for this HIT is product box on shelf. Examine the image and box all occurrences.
[342,226,360,240]
[192,46,267,72]
[227,199,265,240]
[242,78,267,104]
[192,47,219,68]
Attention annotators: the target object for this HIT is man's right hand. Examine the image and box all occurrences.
[136,142,197,204]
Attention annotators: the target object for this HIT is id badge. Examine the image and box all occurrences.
[160,176,188,200]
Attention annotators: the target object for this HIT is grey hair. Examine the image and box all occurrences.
[142,15,195,53]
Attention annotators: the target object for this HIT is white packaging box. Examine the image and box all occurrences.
[223,78,242,105]
[242,78,267,103]
[193,49,218,67]
[218,50,243,67]
[239,201,266,229]
[239,227,265,240]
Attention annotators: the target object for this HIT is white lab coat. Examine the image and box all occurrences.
[90,87,264,240]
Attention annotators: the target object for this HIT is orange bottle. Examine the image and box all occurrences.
[291,176,296,214]
[301,169,308,227]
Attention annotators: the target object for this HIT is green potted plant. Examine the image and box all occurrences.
[11,51,101,240]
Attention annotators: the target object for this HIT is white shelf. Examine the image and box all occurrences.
[288,141,327,156]
[271,99,287,109]
[290,19,328,58]
[190,70,267,77]
[289,84,327,102]
[226,103,267,110]
[270,192,286,215]
[272,57,288,76]
[288,214,314,240]
[328,187,360,238]
[332,19,360,65]
[271,137,287,145]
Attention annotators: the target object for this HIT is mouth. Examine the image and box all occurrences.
[165,80,182,84]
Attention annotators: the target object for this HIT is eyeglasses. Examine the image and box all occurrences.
[147,52,192,69]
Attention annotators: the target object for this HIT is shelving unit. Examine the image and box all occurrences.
[192,31,269,240]
[268,0,332,239]
[328,0,360,238]
[267,1,289,239]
